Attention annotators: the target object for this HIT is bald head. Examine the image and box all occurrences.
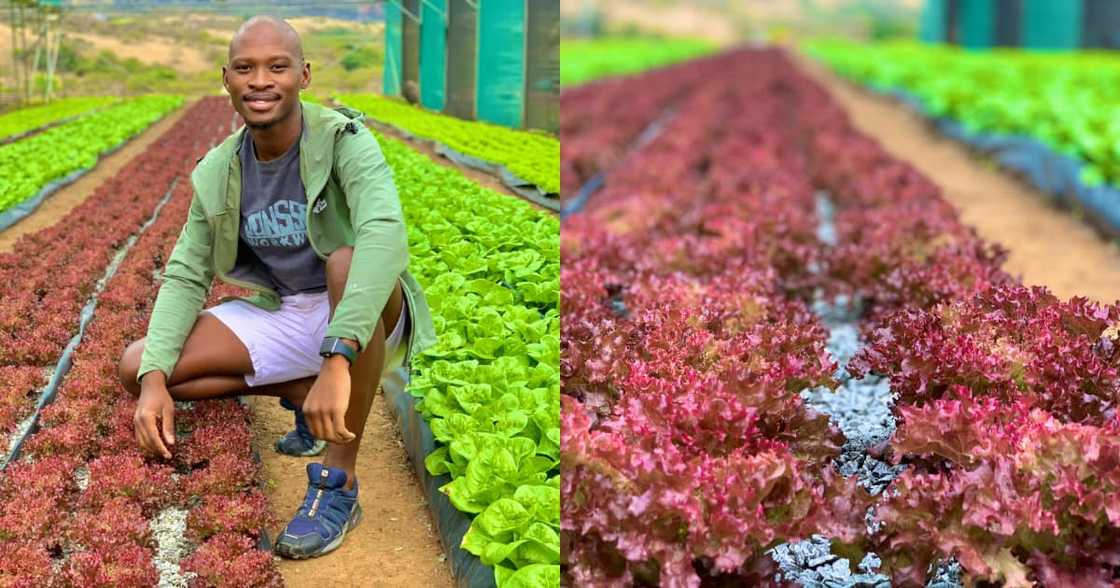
[223,14,310,132]
[228,15,303,64]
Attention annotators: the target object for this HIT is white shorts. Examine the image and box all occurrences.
[204,287,409,388]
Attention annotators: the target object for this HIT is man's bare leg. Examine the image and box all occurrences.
[118,317,314,407]
[118,244,404,483]
[318,246,403,490]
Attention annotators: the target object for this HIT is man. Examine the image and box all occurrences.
[117,15,436,559]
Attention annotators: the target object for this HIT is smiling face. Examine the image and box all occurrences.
[223,18,310,130]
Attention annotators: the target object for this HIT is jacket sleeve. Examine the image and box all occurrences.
[324,127,408,353]
[136,189,215,382]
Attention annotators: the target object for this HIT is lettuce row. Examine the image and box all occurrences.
[337,93,559,194]
[0,94,183,213]
[377,129,560,586]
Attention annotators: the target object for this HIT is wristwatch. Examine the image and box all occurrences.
[320,336,358,365]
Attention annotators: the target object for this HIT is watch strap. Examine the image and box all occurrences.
[320,336,358,365]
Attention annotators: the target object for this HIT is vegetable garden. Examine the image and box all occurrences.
[0,95,182,222]
[0,89,559,586]
[807,40,1120,236]
[561,47,1120,587]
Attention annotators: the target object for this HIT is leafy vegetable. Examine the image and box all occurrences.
[560,36,717,86]
[336,93,559,194]
[375,128,560,585]
[0,94,182,214]
[0,96,119,142]
[807,39,1120,187]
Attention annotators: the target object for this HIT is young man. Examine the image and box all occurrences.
[117,15,436,559]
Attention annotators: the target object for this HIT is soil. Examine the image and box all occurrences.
[367,119,557,216]
[794,51,1120,304]
[0,102,192,253]
[248,393,454,587]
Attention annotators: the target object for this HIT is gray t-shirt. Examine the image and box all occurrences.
[237,126,327,296]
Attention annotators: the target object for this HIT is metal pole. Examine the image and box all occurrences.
[388,0,421,24]
[45,10,61,101]
[420,0,446,25]
[30,5,45,100]
[8,0,20,106]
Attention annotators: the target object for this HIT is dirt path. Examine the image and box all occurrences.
[794,52,1120,304]
[0,102,192,253]
[249,392,454,587]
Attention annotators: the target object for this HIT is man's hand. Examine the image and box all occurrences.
[135,371,176,459]
[304,354,356,444]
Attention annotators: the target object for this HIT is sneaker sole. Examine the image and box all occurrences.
[275,503,363,560]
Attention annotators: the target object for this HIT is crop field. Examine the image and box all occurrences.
[338,94,560,196]
[808,40,1120,189]
[0,87,558,585]
[0,95,181,214]
[559,37,717,87]
[561,47,1120,587]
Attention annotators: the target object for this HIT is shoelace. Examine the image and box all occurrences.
[304,468,331,518]
[308,476,326,518]
[300,470,350,532]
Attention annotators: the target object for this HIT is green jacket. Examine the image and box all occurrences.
[137,101,437,383]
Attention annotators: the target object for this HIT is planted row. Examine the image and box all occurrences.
[2,100,281,584]
[0,94,182,214]
[561,49,874,586]
[808,40,1120,188]
[336,94,560,194]
[800,50,1120,585]
[0,97,232,446]
[559,50,743,198]
[0,96,119,142]
[370,127,561,586]
[560,36,717,87]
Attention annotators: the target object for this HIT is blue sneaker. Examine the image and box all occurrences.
[275,397,326,457]
[275,463,362,559]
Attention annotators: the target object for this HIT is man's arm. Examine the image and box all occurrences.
[137,190,216,382]
[324,128,408,353]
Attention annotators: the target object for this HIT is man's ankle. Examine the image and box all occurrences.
[322,462,357,490]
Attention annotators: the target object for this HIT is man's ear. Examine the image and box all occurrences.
[221,65,230,94]
[301,62,312,90]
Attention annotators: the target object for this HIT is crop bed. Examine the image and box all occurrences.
[0,95,183,215]
[0,97,281,587]
[807,40,1120,188]
[377,126,561,586]
[559,50,747,200]
[0,97,120,144]
[0,95,560,586]
[562,47,1120,587]
[559,37,717,88]
[335,94,559,196]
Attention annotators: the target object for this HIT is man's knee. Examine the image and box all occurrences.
[118,339,144,397]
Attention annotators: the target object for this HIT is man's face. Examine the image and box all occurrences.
[223,25,310,130]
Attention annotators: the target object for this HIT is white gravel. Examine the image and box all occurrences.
[149,507,197,588]
[75,465,90,491]
[767,194,960,587]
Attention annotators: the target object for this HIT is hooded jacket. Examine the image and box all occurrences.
[137,101,437,382]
